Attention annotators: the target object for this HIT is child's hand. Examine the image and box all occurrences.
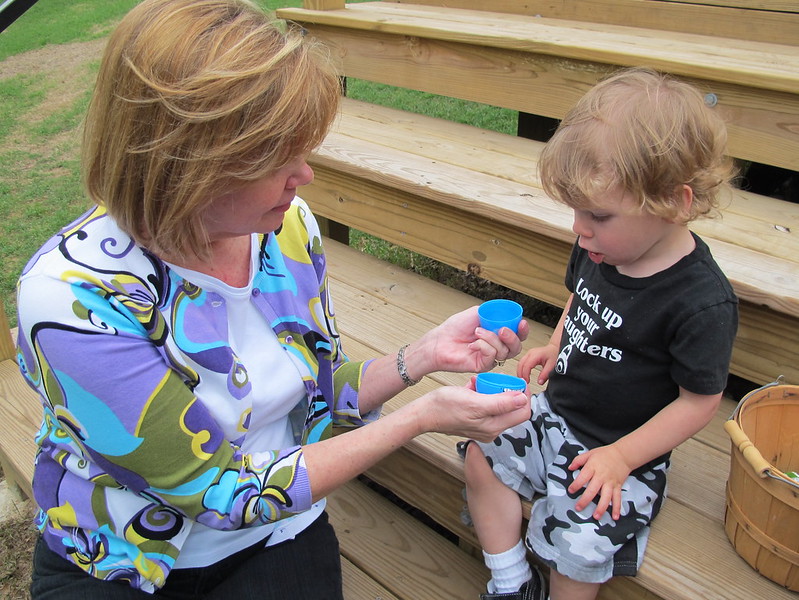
[516,344,558,385]
[567,444,632,521]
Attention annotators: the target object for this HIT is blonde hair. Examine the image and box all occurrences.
[82,0,341,259]
[539,67,735,222]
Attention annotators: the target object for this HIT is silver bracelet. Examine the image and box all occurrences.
[397,344,420,386]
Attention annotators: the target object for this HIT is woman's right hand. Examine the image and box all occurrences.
[304,382,530,501]
[414,384,530,443]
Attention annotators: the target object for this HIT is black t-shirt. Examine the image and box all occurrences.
[546,234,738,451]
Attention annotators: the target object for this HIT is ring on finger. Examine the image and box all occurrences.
[494,359,506,367]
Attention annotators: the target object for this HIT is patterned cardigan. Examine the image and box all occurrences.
[16,198,373,592]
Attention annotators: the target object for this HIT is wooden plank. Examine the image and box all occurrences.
[341,555,402,600]
[657,0,799,13]
[336,406,781,598]
[327,478,490,599]
[305,163,572,303]
[729,303,799,386]
[305,0,345,9]
[641,496,796,599]
[297,20,799,173]
[363,448,666,600]
[281,4,799,93]
[371,0,799,44]
[311,129,799,319]
[335,100,799,264]
[668,438,729,521]
[0,303,15,362]
[0,359,39,499]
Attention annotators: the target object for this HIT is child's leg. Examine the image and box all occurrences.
[464,441,523,552]
[549,570,600,600]
[464,441,531,593]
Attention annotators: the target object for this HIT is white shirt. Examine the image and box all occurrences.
[167,235,325,568]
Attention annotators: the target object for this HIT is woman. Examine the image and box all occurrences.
[16,1,531,598]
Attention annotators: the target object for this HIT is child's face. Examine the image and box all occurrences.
[571,185,682,275]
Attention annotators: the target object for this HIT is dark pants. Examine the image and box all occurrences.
[31,512,344,600]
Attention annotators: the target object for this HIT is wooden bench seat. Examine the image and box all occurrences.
[330,478,489,598]
[322,239,796,600]
[305,97,799,385]
[278,1,799,172]
[385,0,798,46]
[1,240,794,599]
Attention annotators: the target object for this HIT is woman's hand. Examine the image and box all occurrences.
[412,306,529,376]
[416,383,531,443]
[304,382,530,501]
[356,306,528,417]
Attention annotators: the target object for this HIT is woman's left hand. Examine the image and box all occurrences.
[417,306,528,375]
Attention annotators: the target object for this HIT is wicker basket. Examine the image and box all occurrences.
[724,381,799,591]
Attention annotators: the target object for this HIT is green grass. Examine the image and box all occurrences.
[0,75,46,140]
[346,78,518,134]
[0,0,142,61]
[0,0,538,329]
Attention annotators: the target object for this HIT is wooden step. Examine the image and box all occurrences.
[2,242,793,600]
[372,0,799,45]
[278,2,799,171]
[322,239,796,600]
[280,2,797,92]
[342,555,402,600]
[329,478,489,599]
[0,358,38,499]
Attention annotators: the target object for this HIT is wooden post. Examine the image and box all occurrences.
[0,303,15,362]
[304,0,345,9]
[317,217,350,245]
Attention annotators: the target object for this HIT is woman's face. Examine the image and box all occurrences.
[202,156,314,241]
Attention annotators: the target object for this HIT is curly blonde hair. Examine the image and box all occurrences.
[82,0,341,259]
[539,67,736,223]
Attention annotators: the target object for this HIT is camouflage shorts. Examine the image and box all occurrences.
[476,392,669,584]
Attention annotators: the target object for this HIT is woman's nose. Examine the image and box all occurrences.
[296,162,314,187]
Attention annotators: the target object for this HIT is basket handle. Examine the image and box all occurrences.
[723,419,772,477]
[727,376,784,420]
[724,419,799,490]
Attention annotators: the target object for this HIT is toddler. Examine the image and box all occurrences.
[464,67,739,600]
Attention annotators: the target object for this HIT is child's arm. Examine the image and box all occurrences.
[517,294,572,386]
[568,387,722,520]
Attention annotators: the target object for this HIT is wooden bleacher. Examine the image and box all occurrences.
[324,241,798,600]
[2,246,796,599]
[283,1,796,598]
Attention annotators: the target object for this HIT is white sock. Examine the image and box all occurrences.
[483,540,532,594]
